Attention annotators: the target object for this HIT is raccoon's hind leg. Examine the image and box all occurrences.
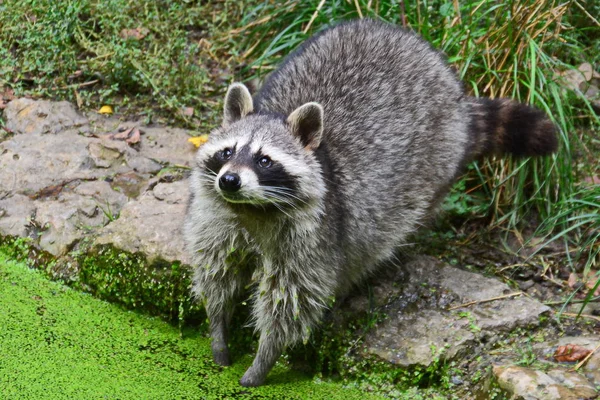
[239,329,286,387]
[192,247,254,366]
[240,260,336,387]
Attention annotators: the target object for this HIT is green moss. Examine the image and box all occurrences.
[0,0,251,124]
[0,251,385,399]
[0,235,35,262]
[0,236,201,323]
[78,244,201,323]
[290,308,462,398]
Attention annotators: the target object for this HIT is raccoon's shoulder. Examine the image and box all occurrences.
[254,18,455,114]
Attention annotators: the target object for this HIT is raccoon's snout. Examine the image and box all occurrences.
[219,173,242,192]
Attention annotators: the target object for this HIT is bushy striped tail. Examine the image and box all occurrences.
[467,97,558,159]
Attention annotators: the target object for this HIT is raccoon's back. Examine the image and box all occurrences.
[255,19,469,231]
[255,19,464,127]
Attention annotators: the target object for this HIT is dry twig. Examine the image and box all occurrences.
[303,0,326,34]
[571,341,600,371]
[448,292,523,310]
[573,0,600,27]
[562,312,600,323]
[58,79,99,90]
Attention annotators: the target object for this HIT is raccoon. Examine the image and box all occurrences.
[184,18,557,387]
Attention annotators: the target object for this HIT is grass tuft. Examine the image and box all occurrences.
[0,0,255,126]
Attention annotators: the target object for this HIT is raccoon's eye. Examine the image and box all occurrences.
[220,148,233,160]
[257,156,272,168]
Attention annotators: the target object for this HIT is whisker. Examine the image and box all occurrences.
[264,189,299,203]
[262,186,308,205]
[198,171,218,179]
[196,170,219,188]
[262,191,300,211]
[271,202,293,219]
[262,190,300,204]
[264,194,298,210]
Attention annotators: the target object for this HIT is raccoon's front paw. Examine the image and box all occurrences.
[212,347,231,366]
[239,367,265,387]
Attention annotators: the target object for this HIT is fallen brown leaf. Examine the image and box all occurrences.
[181,107,194,117]
[103,126,142,146]
[30,184,65,200]
[74,89,83,108]
[126,128,141,145]
[583,175,600,185]
[579,63,594,81]
[584,270,600,296]
[120,27,149,40]
[2,87,15,100]
[0,87,15,109]
[198,38,211,49]
[111,126,135,140]
[68,70,84,80]
[554,344,592,363]
[567,272,578,288]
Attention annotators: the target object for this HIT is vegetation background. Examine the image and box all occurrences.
[0,0,599,397]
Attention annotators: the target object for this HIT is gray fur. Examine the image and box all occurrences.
[184,19,557,387]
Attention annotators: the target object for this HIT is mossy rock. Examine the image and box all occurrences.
[78,244,201,322]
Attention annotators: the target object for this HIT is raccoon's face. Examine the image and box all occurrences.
[192,83,325,212]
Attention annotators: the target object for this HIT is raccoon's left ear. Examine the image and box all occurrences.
[223,83,253,127]
[287,102,323,151]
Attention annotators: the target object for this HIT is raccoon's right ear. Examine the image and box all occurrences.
[287,102,324,151]
[223,83,253,127]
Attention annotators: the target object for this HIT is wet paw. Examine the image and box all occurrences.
[212,348,231,366]
[239,369,265,387]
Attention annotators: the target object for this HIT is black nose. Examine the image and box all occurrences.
[219,173,241,192]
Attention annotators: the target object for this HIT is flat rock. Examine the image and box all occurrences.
[493,365,598,400]
[537,335,600,387]
[0,194,36,237]
[94,179,190,265]
[0,126,127,197]
[547,369,598,399]
[153,181,187,204]
[583,351,600,387]
[0,99,194,200]
[4,98,89,135]
[361,256,550,368]
[74,180,129,210]
[365,308,477,366]
[134,125,196,167]
[0,98,194,265]
[108,171,150,199]
[1,132,84,197]
[7,181,129,257]
[35,194,94,256]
